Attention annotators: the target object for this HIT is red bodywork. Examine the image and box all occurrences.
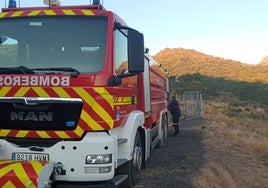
[0,4,168,138]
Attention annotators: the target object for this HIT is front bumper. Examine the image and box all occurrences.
[0,132,117,184]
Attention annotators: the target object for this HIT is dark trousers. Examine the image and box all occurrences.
[173,122,179,135]
[172,114,180,135]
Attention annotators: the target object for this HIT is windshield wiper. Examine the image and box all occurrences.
[0,66,80,78]
[32,67,80,78]
[0,66,35,74]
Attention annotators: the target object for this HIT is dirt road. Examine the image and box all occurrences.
[135,118,268,188]
[135,119,204,188]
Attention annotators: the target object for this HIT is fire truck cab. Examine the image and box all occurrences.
[0,0,169,187]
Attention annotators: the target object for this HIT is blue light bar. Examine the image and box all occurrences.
[8,0,17,8]
[93,0,100,5]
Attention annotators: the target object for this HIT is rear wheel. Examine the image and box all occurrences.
[119,131,142,188]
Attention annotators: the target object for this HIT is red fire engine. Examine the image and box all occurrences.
[0,0,169,187]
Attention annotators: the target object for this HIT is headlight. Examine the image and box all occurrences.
[86,154,112,164]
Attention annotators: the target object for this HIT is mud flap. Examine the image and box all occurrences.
[0,160,54,188]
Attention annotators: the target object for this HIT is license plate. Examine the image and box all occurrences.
[12,152,49,161]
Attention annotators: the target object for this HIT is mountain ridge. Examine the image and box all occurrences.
[259,56,268,66]
[154,48,268,83]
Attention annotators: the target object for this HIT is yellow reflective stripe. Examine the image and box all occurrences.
[80,109,103,130]
[124,97,135,104]
[74,88,113,128]
[31,161,45,175]
[32,87,49,97]
[14,87,29,97]
[74,126,83,136]
[114,97,121,104]
[15,130,29,138]
[0,129,10,137]
[94,87,114,109]
[0,161,45,188]
[55,131,70,138]
[11,11,23,17]
[44,10,56,15]
[0,9,96,18]
[0,87,11,96]
[36,131,51,138]
[0,162,32,187]
[53,87,70,97]
[81,10,95,15]
[115,97,136,105]
[0,160,12,164]
[0,12,7,18]
[3,181,16,188]
[28,10,41,16]
[63,9,75,15]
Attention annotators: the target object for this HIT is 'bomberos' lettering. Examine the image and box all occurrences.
[0,75,70,86]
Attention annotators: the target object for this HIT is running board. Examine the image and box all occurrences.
[111,174,128,187]
[150,137,159,151]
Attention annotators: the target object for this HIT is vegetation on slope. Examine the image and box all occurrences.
[154,48,268,83]
[154,48,268,106]
[169,74,268,107]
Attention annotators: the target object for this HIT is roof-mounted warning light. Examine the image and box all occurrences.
[92,0,101,5]
[43,0,61,6]
[8,0,17,8]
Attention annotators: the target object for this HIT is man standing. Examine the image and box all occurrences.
[168,95,181,136]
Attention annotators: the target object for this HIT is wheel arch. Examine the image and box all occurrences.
[137,125,146,169]
[109,110,145,161]
[157,109,168,148]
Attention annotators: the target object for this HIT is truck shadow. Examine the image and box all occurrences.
[135,118,205,188]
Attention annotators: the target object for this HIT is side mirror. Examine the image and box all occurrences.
[128,29,144,73]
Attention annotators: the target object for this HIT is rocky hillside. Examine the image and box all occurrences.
[154,48,268,83]
[259,56,268,66]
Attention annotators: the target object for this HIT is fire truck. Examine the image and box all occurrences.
[0,0,169,187]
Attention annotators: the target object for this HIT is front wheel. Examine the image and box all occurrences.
[119,131,142,188]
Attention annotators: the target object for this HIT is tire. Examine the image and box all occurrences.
[119,131,143,188]
[157,114,168,148]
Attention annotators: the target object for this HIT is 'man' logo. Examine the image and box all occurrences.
[11,112,53,121]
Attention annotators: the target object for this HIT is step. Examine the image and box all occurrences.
[111,174,128,187]
[117,138,127,145]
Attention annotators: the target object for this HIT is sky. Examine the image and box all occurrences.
[1,0,268,64]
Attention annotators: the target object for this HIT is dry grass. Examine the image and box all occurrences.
[203,96,268,160]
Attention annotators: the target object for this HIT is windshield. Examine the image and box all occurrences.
[0,16,107,73]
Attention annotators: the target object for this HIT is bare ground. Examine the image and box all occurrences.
[135,118,268,188]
